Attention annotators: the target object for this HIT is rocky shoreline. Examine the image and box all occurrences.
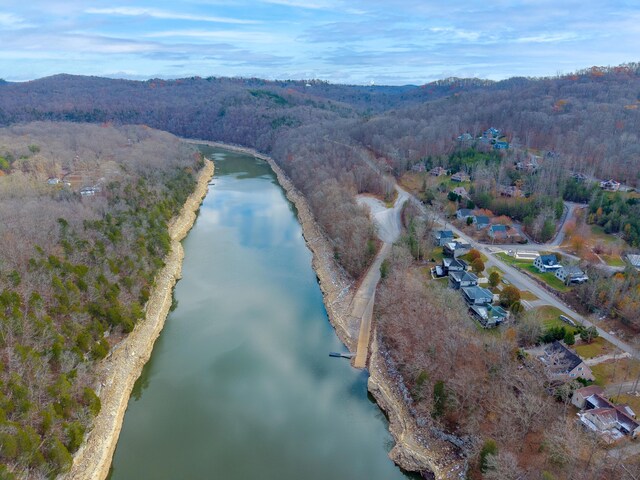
[63,159,214,480]
[187,140,466,479]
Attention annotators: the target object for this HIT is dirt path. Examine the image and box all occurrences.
[64,159,214,480]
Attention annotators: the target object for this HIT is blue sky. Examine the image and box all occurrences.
[1,0,639,85]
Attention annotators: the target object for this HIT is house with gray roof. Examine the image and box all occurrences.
[539,341,594,382]
[555,265,588,284]
[534,254,561,273]
[434,230,454,246]
[488,224,509,240]
[449,271,478,290]
[461,286,493,306]
[456,208,474,220]
[443,240,471,258]
[627,254,640,270]
[442,257,467,274]
[470,304,508,328]
[475,215,490,229]
[573,385,640,440]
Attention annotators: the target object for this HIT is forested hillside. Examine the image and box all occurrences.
[2,64,639,275]
[1,64,640,478]
[0,123,202,477]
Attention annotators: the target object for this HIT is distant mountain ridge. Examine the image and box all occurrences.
[1,63,639,183]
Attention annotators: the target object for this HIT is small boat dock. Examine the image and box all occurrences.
[329,352,355,359]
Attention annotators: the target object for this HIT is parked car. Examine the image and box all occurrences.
[559,314,576,327]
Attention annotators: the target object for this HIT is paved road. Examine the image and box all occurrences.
[604,381,640,397]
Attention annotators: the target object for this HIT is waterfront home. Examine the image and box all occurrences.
[443,240,471,258]
[469,304,508,328]
[494,141,509,150]
[538,341,594,382]
[573,387,640,440]
[434,230,454,246]
[555,265,588,284]
[534,254,561,273]
[449,271,478,290]
[442,257,467,274]
[461,286,493,306]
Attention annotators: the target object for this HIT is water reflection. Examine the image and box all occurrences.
[108,148,413,480]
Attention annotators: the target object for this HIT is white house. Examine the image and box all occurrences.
[534,254,561,273]
[555,265,588,284]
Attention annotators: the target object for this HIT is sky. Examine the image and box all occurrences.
[1,0,639,85]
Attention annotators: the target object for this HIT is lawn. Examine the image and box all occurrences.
[590,225,620,245]
[496,252,533,268]
[534,305,578,334]
[592,358,640,386]
[573,337,617,359]
[429,247,444,262]
[496,253,572,292]
[520,290,538,301]
[600,254,625,267]
[611,393,640,416]
[459,251,489,264]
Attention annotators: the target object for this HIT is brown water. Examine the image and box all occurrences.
[108,147,414,480]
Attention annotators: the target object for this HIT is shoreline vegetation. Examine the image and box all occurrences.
[63,159,214,480]
[187,140,464,479]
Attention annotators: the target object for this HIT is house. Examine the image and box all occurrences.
[626,254,640,270]
[457,133,473,141]
[461,286,493,306]
[452,187,469,199]
[449,271,478,290]
[442,257,467,274]
[443,240,471,258]
[494,141,509,150]
[573,385,640,439]
[475,215,490,230]
[434,230,454,246]
[571,172,589,182]
[539,341,595,382]
[430,166,447,177]
[579,407,640,440]
[555,265,588,284]
[488,224,509,240]
[572,385,605,409]
[80,187,97,197]
[456,208,474,221]
[47,178,61,185]
[498,185,525,198]
[451,172,470,182]
[600,179,621,191]
[470,304,508,328]
[483,127,501,138]
[534,254,561,273]
[516,157,539,172]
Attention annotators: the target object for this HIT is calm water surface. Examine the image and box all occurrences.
[108,148,412,480]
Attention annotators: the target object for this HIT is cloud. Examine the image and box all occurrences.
[143,29,285,44]
[259,0,336,9]
[0,12,32,29]
[85,7,260,25]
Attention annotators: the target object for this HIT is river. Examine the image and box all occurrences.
[108,147,413,480]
